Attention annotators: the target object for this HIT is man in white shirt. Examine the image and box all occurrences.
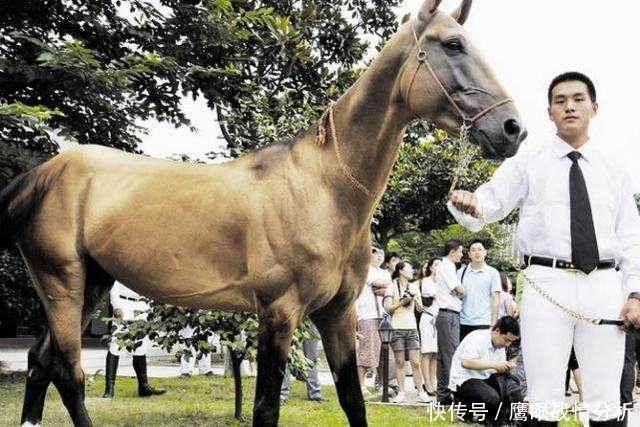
[449,72,640,425]
[356,247,391,394]
[434,239,467,404]
[103,281,165,398]
[449,316,520,424]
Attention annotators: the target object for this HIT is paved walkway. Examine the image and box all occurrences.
[1,346,337,384]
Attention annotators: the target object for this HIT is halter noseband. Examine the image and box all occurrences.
[407,23,512,127]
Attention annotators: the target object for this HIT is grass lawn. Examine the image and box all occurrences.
[0,372,581,426]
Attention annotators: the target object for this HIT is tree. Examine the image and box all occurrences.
[372,126,498,250]
[1,0,401,155]
[388,222,517,272]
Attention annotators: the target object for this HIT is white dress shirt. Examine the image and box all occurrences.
[109,281,144,311]
[450,134,640,293]
[435,257,463,312]
[449,329,505,392]
[356,266,391,321]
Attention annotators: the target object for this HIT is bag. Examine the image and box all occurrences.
[421,296,434,307]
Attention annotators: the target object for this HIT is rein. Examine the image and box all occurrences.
[315,103,375,198]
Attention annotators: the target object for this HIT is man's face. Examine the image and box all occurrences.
[450,246,464,263]
[389,256,401,271]
[469,242,486,264]
[371,250,384,267]
[493,331,519,349]
[548,80,597,138]
[400,263,415,280]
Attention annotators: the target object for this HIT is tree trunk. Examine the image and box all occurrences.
[229,346,244,420]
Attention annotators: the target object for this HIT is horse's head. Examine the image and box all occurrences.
[401,0,526,158]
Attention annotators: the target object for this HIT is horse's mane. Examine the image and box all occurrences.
[248,124,317,178]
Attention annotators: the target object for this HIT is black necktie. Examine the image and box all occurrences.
[567,151,599,273]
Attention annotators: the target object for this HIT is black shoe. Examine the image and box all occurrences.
[102,351,119,398]
[133,355,166,397]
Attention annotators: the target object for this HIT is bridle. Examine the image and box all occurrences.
[314,20,515,201]
[406,22,512,129]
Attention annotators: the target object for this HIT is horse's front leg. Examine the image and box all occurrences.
[312,298,367,427]
[252,306,301,427]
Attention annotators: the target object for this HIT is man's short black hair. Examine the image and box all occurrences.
[492,316,520,336]
[469,239,485,248]
[443,239,462,256]
[384,251,400,263]
[548,71,596,105]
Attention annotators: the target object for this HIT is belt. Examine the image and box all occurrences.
[438,308,460,315]
[523,255,616,271]
[120,295,142,302]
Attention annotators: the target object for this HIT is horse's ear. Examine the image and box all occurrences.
[417,0,443,22]
[451,0,473,25]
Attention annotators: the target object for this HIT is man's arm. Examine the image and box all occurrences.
[462,359,512,372]
[439,262,465,299]
[491,269,502,324]
[448,154,527,232]
[615,174,640,324]
[452,284,466,298]
[109,282,124,319]
[492,291,500,325]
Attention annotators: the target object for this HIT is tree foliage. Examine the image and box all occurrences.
[372,126,498,250]
[1,0,401,156]
[108,303,317,376]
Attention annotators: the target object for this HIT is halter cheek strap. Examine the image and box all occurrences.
[407,24,512,127]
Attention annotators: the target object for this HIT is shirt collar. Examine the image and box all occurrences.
[551,133,593,162]
[468,263,487,272]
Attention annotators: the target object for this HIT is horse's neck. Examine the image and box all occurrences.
[330,28,413,210]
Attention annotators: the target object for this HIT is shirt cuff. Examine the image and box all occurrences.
[446,201,484,233]
[624,276,640,295]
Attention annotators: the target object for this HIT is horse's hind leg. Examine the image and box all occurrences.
[311,298,367,427]
[20,258,111,427]
[22,254,94,427]
[252,306,302,427]
[20,328,53,426]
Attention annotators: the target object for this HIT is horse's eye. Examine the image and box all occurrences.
[443,40,463,52]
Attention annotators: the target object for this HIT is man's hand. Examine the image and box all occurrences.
[372,281,388,297]
[619,299,640,333]
[449,190,481,218]
[494,361,516,373]
[114,308,124,320]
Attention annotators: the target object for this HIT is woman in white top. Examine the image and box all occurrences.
[418,258,440,396]
[384,261,429,404]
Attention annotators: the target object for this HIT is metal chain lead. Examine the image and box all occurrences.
[449,122,475,194]
[517,269,601,325]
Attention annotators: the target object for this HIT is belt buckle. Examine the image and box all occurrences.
[565,267,582,274]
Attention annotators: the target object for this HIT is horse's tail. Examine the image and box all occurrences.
[0,164,58,248]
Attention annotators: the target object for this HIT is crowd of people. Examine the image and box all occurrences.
[355,240,530,422]
[357,240,518,410]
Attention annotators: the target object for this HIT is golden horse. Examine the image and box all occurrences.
[1,1,525,425]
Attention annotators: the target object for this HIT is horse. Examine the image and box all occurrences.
[1,0,526,425]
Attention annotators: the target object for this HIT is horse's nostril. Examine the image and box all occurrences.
[504,119,520,137]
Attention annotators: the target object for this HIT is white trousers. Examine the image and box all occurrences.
[109,299,151,356]
[179,326,218,375]
[521,265,625,422]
